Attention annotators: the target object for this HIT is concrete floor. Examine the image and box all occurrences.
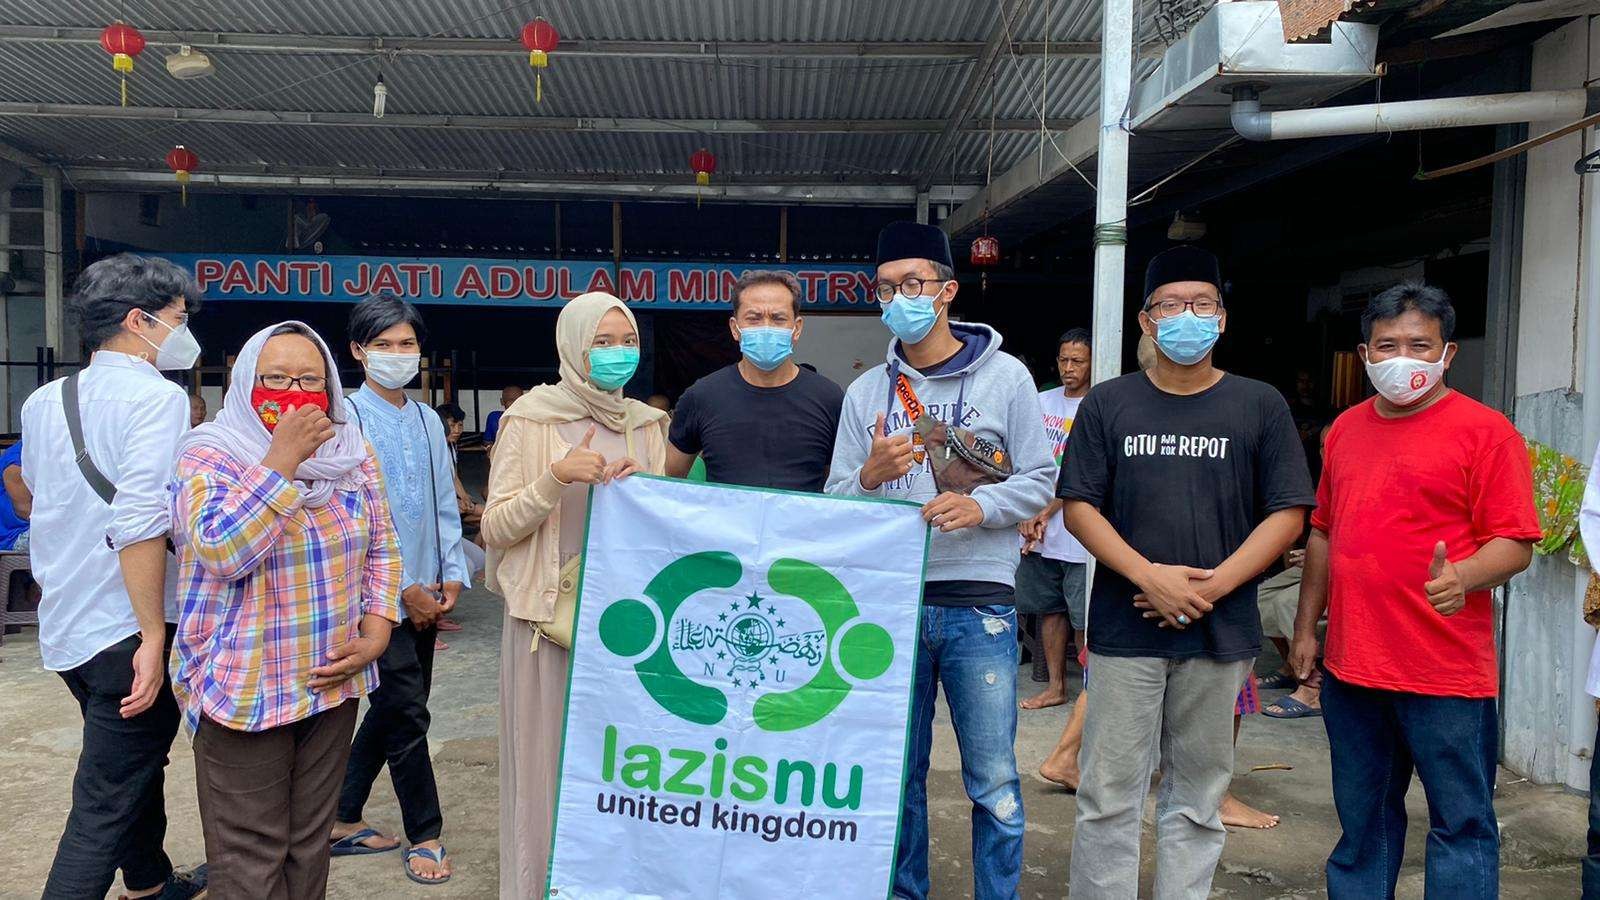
[0,590,1589,899]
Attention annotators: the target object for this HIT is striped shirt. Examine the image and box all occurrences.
[170,444,403,733]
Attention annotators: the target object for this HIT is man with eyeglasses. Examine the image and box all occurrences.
[826,221,1055,900]
[1057,245,1313,898]
[24,254,208,899]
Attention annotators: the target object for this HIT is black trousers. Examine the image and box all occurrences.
[336,620,443,843]
[43,627,181,900]
[1586,718,1600,899]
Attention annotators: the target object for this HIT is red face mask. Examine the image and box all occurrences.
[250,387,329,432]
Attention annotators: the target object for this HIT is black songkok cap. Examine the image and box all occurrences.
[1144,245,1222,301]
[875,221,954,269]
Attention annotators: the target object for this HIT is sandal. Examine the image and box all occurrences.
[1257,671,1298,690]
[330,827,399,856]
[404,844,452,885]
[1262,696,1322,719]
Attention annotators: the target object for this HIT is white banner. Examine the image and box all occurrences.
[547,476,929,900]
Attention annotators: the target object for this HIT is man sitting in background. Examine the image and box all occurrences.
[483,384,524,458]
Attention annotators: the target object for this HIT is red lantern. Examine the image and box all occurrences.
[165,145,198,207]
[519,18,560,103]
[970,235,1000,266]
[689,148,717,207]
[99,21,146,107]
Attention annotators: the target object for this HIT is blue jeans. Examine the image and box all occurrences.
[894,604,1023,900]
[1322,670,1499,900]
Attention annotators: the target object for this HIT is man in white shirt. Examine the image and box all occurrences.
[1016,328,1092,710]
[22,254,206,900]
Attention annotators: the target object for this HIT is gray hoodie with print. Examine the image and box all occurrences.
[825,322,1055,590]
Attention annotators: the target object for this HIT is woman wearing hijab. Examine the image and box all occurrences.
[482,292,668,897]
[170,321,403,898]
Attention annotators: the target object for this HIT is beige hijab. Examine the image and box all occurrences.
[508,291,666,432]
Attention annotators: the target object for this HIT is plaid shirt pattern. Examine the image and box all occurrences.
[170,444,403,733]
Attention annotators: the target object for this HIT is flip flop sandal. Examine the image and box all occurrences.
[330,827,399,856]
[437,618,463,632]
[1257,672,1299,690]
[1262,696,1322,719]
[404,845,452,885]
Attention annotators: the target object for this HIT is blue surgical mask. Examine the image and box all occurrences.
[881,292,941,344]
[1154,311,1220,366]
[739,326,794,371]
[587,346,639,391]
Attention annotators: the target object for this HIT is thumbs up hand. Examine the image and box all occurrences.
[552,424,609,485]
[1423,540,1467,617]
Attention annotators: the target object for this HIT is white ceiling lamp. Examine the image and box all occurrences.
[164,45,214,79]
[373,73,388,118]
[1167,211,1206,241]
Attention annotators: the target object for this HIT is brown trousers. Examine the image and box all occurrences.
[192,700,360,899]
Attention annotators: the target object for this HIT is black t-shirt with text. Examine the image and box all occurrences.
[1057,372,1315,661]
[669,364,845,493]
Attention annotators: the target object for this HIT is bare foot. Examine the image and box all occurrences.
[1220,793,1280,829]
[1021,686,1068,710]
[1038,755,1080,791]
[331,820,401,852]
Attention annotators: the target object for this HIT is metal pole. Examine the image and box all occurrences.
[1091,0,1133,386]
[42,168,63,357]
[915,192,930,224]
[1571,124,1600,789]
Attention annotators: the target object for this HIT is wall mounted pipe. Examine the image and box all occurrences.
[1230,85,1600,141]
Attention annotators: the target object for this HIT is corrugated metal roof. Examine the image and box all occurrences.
[0,0,1199,190]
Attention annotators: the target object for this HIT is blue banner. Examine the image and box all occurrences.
[155,253,878,311]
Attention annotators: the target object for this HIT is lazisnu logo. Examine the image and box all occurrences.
[596,551,894,732]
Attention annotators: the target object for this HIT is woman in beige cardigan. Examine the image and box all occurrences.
[481,292,668,898]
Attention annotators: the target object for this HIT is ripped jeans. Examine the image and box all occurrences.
[895,604,1023,900]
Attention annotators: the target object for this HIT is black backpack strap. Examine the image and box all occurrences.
[62,371,117,505]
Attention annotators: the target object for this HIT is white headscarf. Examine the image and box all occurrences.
[180,320,369,507]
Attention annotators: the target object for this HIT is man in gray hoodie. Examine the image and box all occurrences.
[826,221,1054,900]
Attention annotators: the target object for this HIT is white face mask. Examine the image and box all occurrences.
[139,312,201,371]
[1363,348,1450,406]
[362,349,421,390]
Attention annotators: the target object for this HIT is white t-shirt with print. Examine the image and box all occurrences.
[1036,388,1088,563]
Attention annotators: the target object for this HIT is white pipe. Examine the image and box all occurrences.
[1231,87,1597,141]
[1572,125,1600,790]
[1092,0,1132,387]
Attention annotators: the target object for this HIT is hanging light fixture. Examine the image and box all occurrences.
[519,18,560,103]
[372,72,388,118]
[689,148,717,208]
[99,21,146,107]
[165,145,199,207]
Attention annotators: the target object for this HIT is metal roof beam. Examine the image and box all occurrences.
[0,102,1077,134]
[916,0,1034,191]
[940,114,1100,236]
[0,25,1145,59]
[0,139,48,174]
[58,166,980,206]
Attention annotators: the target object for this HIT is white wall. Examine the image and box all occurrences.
[1503,15,1596,790]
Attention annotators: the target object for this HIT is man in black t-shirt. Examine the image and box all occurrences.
[666,270,844,492]
[1059,246,1314,898]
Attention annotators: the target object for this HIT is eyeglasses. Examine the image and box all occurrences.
[873,276,947,305]
[257,374,327,392]
[1144,297,1222,319]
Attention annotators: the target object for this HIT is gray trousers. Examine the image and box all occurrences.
[1069,652,1254,900]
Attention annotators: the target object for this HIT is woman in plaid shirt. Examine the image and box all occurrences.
[170,321,403,898]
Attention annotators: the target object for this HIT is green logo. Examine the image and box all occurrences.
[596,551,895,732]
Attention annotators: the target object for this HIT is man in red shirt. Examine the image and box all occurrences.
[1289,283,1539,899]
